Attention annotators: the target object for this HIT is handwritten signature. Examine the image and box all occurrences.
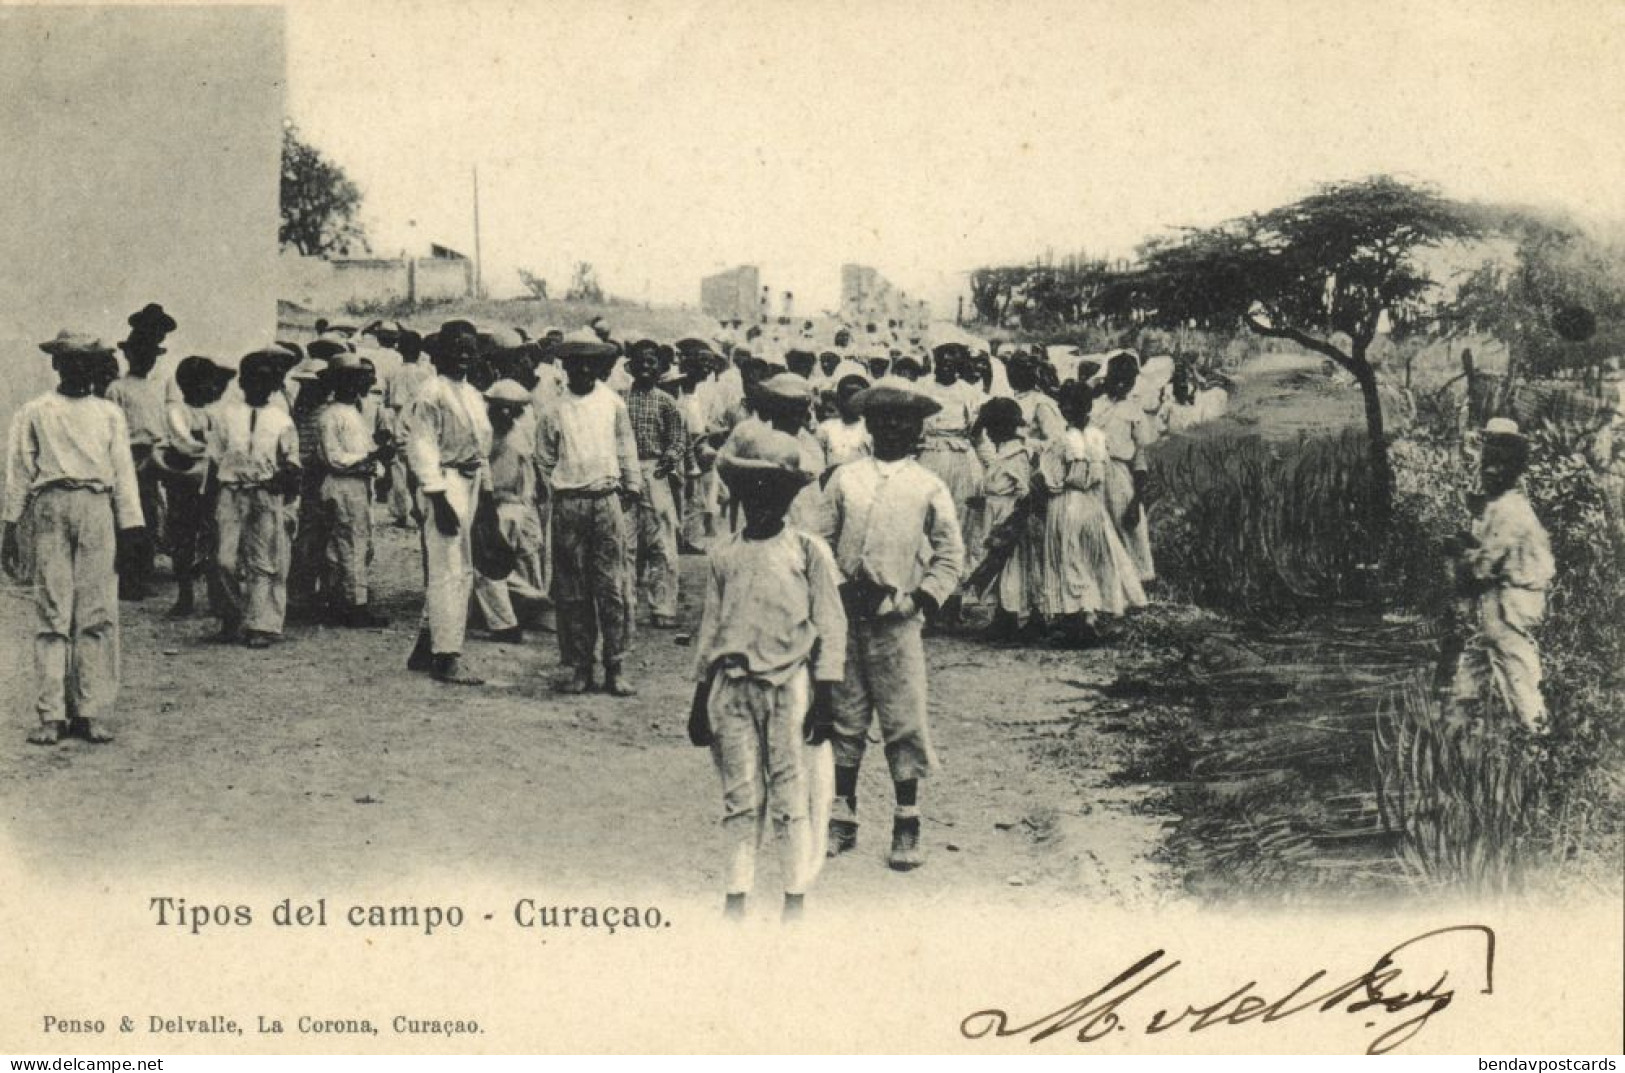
[960,924,1495,1055]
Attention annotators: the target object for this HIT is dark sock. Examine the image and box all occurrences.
[782,892,804,922]
[895,779,918,809]
[834,765,859,810]
[723,892,747,920]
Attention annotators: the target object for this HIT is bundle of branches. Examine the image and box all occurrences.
[965,493,1043,594]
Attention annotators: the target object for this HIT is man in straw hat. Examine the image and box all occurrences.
[808,380,964,870]
[536,330,642,696]
[689,428,847,921]
[1447,418,1556,734]
[401,327,492,685]
[3,332,145,744]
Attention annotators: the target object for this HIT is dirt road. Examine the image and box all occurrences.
[0,520,1173,915]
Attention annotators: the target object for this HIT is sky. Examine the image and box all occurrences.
[284,0,1625,314]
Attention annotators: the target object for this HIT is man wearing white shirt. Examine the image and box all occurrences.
[206,350,301,647]
[3,332,145,745]
[536,334,642,697]
[401,329,492,685]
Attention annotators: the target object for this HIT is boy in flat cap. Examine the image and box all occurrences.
[691,431,847,920]
[809,381,964,870]
[472,379,547,641]
[401,330,492,685]
[4,333,145,744]
[317,351,394,630]
[536,332,643,696]
[624,345,688,628]
[206,350,302,647]
[1448,418,1556,733]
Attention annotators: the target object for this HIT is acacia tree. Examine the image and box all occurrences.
[1121,176,1479,521]
[280,123,368,257]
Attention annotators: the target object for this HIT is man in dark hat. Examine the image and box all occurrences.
[537,331,643,696]
[108,329,169,599]
[400,330,492,685]
[809,381,964,870]
[3,333,145,744]
[162,356,234,618]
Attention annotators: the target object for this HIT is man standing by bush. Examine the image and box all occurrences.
[1449,418,1555,734]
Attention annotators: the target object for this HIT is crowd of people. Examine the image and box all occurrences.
[6,299,1563,918]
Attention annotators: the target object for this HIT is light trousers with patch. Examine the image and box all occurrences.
[709,667,820,895]
[831,613,937,783]
[321,475,374,607]
[416,470,478,655]
[214,486,291,636]
[30,488,119,725]
[472,501,548,632]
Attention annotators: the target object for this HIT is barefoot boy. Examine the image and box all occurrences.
[689,430,847,920]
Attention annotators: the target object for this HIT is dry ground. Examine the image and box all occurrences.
[0,520,1174,914]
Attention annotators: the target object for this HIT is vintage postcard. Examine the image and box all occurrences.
[0,0,1621,1057]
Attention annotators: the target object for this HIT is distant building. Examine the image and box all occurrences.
[841,263,929,328]
[700,265,761,322]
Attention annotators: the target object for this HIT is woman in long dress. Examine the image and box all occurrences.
[1092,351,1157,584]
[1037,381,1146,645]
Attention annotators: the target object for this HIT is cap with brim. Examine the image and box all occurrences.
[239,348,292,378]
[327,351,365,372]
[716,429,815,490]
[481,327,525,352]
[850,383,942,419]
[307,337,348,361]
[150,445,204,477]
[127,303,177,336]
[274,340,307,363]
[555,328,618,364]
[484,379,532,405]
[39,331,113,359]
[440,319,478,339]
[290,357,329,382]
[755,372,814,403]
[675,337,713,355]
[1483,417,1524,439]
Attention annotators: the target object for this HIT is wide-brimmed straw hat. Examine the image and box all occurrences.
[716,428,815,493]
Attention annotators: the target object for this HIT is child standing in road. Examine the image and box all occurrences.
[689,429,847,921]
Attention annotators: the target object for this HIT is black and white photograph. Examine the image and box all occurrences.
[1,0,1621,1058]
